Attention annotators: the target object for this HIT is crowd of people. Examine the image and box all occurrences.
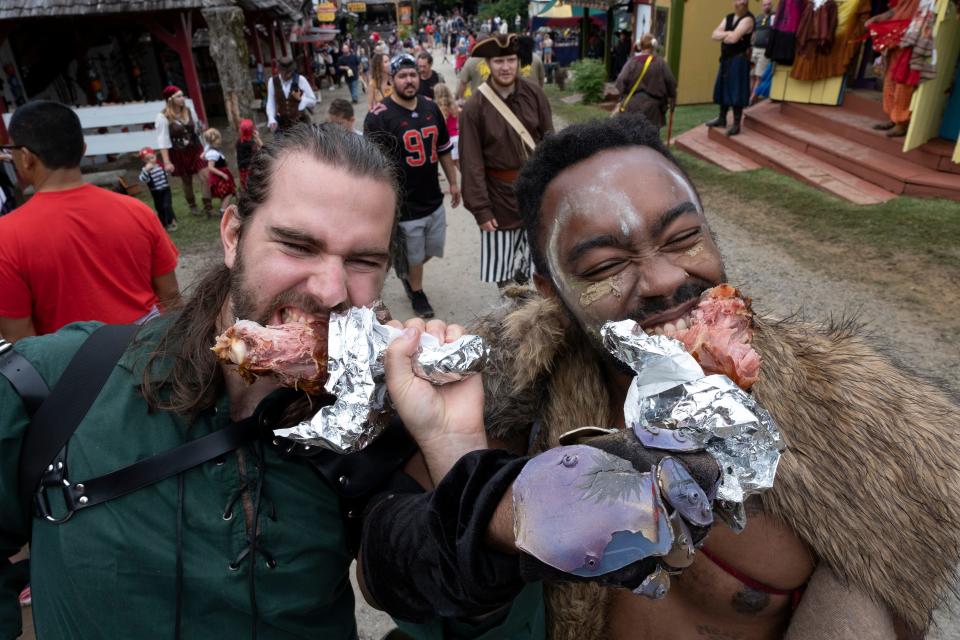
[1,5,960,640]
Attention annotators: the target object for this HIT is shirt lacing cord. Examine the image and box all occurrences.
[173,438,278,640]
[228,440,277,640]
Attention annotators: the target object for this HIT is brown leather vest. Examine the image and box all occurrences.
[168,116,198,150]
[273,75,310,129]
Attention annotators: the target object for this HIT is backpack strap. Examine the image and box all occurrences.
[18,324,138,518]
[0,340,49,417]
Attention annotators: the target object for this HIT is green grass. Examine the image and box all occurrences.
[544,86,960,271]
[668,104,719,138]
[133,180,225,253]
[678,152,960,270]
[543,85,613,127]
[544,85,717,141]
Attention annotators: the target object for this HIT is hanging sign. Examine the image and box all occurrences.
[316,2,337,21]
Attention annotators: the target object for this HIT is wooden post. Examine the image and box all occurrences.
[146,11,208,124]
[278,22,290,57]
[250,17,265,65]
[267,20,278,75]
[0,25,12,143]
[667,0,684,79]
[604,6,613,76]
[581,12,589,60]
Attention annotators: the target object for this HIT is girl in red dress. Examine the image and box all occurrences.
[202,128,237,216]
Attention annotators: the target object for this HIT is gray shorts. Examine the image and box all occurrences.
[751,48,770,78]
[399,204,446,266]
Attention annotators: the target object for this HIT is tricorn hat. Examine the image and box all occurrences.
[278,55,296,68]
[471,33,519,58]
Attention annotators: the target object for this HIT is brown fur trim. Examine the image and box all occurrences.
[477,297,960,638]
[544,583,610,640]
[752,317,960,635]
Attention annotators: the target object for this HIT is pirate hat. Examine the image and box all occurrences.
[471,33,519,58]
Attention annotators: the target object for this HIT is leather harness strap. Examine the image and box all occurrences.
[18,324,139,515]
[0,340,49,418]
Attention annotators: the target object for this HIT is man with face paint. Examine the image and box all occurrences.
[458,33,553,287]
[444,113,959,639]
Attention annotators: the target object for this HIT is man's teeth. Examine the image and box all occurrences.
[646,313,694,336]
[281,309,312,324]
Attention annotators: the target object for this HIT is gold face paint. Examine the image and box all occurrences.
[579,273,623,307]
[685,242,704,258]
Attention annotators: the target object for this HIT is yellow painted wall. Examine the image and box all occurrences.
[658,0,767,104]
[904,0,960,153]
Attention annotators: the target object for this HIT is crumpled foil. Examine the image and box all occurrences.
[272,306,489,454]
[600,320,785,531]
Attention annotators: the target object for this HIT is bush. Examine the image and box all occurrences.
[569,58,606,104]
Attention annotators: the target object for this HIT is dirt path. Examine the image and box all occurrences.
[699,183,959,397]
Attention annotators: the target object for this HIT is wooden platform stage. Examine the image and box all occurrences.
[675,93,960,205]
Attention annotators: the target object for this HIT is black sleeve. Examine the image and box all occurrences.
[360,449,529,622]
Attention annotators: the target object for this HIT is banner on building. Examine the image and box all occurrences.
[348,2,367,11]
[293,25,339,42]
[400,4,412,24]
[315,2,337,21]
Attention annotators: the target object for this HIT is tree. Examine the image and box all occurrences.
[478,0,527,28]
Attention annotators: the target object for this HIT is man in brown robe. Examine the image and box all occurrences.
[458,33,553,287]
[614,33,677,130]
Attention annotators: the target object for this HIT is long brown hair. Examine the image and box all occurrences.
[370,53,391,98]
[161,95,191,123]
[140,123,399,419]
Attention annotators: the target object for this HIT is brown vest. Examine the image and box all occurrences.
[273,75,310,130]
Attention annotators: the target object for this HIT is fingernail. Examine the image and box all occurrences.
[403,327,418,340]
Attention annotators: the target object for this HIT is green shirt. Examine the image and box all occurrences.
[0,320,357,639]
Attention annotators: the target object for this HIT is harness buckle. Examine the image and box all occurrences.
[33,449,75,524]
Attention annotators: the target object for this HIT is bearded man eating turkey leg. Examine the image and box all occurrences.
[443,114,959,640]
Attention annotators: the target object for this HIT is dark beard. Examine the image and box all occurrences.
[227,244,341,325]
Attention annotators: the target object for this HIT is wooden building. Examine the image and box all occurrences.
[676,0,960,204]
[0,0,308,142]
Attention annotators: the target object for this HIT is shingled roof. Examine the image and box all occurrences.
[0,0,303,20]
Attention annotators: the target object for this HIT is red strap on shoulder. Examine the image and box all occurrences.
[699,546,805,609]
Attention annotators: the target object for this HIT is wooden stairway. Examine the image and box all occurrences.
[675,94,960,205]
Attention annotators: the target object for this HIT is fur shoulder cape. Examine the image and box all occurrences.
[474,290,960,638]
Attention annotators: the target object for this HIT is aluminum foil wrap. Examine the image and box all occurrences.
[600,320,785,531]
[272,306,489,454]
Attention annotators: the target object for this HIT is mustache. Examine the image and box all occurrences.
[625,279,715,325]
[266,290,346,321]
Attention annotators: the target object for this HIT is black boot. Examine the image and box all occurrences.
[706,107,728,128]
[726,107,743,136]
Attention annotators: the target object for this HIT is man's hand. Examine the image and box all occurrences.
[269,122,278,132]
[384,317,488,482]
[163,163,174,173]
[479,219,498,232]
[448,182,461,208]
[291,86,303,100]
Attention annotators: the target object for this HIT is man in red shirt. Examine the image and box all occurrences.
[0,101,181,342]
